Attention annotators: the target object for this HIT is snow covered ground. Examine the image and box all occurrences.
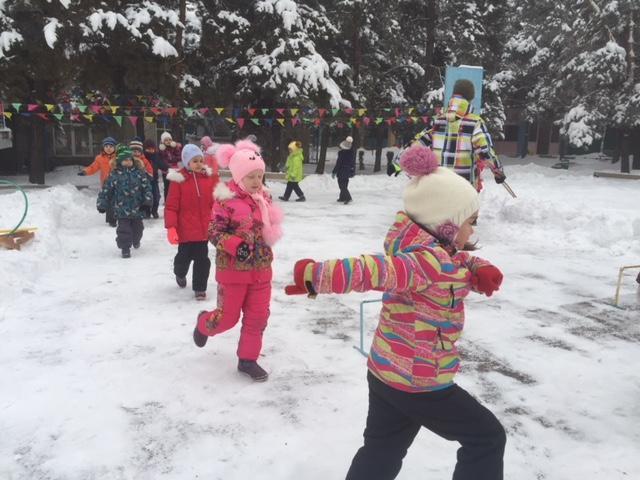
[1,155,639,479]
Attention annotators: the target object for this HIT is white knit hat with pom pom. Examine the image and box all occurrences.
[339,135,353,150]
[400,145,479,232]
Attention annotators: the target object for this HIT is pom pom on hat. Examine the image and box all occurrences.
[339,136,353,150]
[402,145,479,232]
[200,136,213,149]
[399,144,439,176]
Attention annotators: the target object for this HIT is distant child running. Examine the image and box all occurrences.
[97,145,152,258]
[285,145,506,480]
[143,138,169,219]
[78,136,117,226]
[164,144,217,300]
[193,140,284,382]
[279,140,305,202]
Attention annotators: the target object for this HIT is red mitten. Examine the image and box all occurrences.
[167,227,179,245]
[284,259,317,297]
[472,265,503,297]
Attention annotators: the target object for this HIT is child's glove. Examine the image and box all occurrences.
[284,259,317,298]
[493,171,506,184]
[472,265,503,297]
[236,242,252,262]
[77,170,86,176]
[97,207,106,213]
[331,172,336,179]
[167,227,179,245]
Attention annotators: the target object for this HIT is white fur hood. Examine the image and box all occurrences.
[214,182,236,201]
[167,166,213,183]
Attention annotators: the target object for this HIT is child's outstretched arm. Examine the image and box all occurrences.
[285,252,440,297]
[457,251,503,297]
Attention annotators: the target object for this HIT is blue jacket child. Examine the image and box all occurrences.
[97,145,152,258]
[332,135,356,204]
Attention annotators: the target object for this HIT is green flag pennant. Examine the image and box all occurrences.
[375,117,384,125]
[53,113,64,121]
[11,103,22,111]
[331,108,340,116]
[250,118,260,126]
[113,115,123,126]
[261,108,270,116]
[183,107,194,117]
[77,105,88,113]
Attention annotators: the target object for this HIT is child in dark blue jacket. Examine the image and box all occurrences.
[97,145,153,258]
[332,135,356,204]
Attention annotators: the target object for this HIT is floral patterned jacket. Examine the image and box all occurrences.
[208,181,274,283]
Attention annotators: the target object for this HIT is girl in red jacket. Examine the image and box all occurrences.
[193,140,284,382]
[164,144,218,300]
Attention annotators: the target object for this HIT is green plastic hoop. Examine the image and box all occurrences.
[0,179,29,236]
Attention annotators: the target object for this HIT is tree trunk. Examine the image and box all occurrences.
[374,125,384,172]
[628,12,636,85]
[352,10,362,86]
[172,0,187,142]
[28,118,45,185]
[424,0,438,82]
[632,127,640,170]
[315,125,329,174]
[269,124,281,172]
[620,129,631,174]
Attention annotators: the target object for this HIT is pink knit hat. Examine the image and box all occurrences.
[200,136,214,149]
[216,140,266,184]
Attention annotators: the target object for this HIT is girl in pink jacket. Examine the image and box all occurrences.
[285,145,506,480]
[193,140,284,382]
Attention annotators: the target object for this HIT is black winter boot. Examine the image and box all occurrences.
[295,196,306,202]
[237,360,269,382]
[176,275,187,288]
[121,248,131,258]
[193,312,209,348]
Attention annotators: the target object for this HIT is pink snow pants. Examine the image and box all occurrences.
[197,281,271,361]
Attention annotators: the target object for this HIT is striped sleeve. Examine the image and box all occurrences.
[306,251,441,295]
[455,251,495,293]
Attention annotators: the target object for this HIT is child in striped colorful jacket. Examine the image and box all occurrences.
[285,145,506,480]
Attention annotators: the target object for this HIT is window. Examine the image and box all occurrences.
[53,123,96,157]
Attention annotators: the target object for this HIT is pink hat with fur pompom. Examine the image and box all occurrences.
[216,140,266,184]
[400,145,479,233]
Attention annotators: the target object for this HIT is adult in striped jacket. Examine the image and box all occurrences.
[416,78,506,191]
[285,145,506,480]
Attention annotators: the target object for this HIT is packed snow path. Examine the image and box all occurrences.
[1,159,639,479]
